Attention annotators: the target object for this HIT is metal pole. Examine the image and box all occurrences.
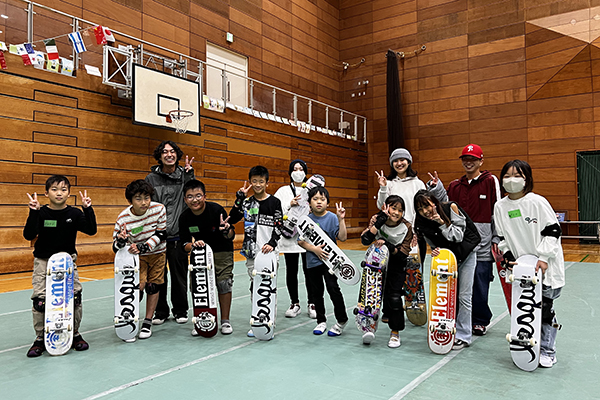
[250,81,254,110]
[198,63,204,96]
[363,118,367,143]
[340,111,344,134]
[325,106,329,130]
[293,95,298,122]
[26,2,34,43]
[354,115,358,141]
[272,88,277,116]
[308,100,312,125]
[221,68,227,104]
[72,18,79,73]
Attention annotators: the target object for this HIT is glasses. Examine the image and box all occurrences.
[162,149,177,154]
[186,194,204,201]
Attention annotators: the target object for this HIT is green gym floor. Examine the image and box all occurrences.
[0,250,597,400]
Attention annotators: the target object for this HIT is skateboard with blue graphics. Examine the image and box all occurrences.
[354,244,388,341]
[427,249,458,355]
[44,252,74,356]
[114,246,140,341]
[506,254,542,371]
[189,245,218,337]
[281,174,326,238]
[250,251,278,340]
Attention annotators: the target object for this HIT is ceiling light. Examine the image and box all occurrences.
[0,15,8,19]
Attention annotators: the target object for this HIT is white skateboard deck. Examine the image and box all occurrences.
[44,252,74,356]
[114,247,140,341]
[250,251,278,340]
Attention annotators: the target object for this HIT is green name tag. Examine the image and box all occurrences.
[248,207,259,216]
[189,226,199,233]
[44,220,57,227]
[508,209,522,219]
[131,226,144,235]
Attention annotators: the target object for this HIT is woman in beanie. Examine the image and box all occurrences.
[376,148,447,223]
[274,159,317,319]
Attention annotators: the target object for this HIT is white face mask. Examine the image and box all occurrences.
[503,177,525,194]
[291,170,306,183]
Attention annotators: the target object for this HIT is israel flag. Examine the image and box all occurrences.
[68,32,87,53]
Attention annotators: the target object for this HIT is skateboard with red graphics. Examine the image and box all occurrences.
[493,248,512,313]
[404,246,427,326]
[427,249,458,355]
[189,245,218,337]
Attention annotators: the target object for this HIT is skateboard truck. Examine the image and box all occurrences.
[430,267,457,279]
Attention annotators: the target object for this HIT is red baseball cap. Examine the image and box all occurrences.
[460,144,483,159]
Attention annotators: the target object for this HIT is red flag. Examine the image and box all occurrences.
[0,51,7,70]
[93,25,106,45]
[103,27,115,42]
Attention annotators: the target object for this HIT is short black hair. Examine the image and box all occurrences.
[308,186,329,202]
[45,175,71,191]
[499,159,534,195]
[153,141,184,165]
[125,180,155,202]
[183,179,206,196]
[249,165,269,182]
[385,195,405,211]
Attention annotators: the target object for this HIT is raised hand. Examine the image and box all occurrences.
[427,171,439,186]
[117,225,128,240]
[185,155,195,172]
[239,181,251,195]
[375,170,387,187]
[219,214,231,231]
[79,190,92,208]
[335,202,346,219]
[290,194,301,207]
[27,192,40,210]
[381,203,390,215]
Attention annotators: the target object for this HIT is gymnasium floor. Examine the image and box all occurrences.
[0,241,597,400]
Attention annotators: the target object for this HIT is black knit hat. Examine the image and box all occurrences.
[288,159,308,178]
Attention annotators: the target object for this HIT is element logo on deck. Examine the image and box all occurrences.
[195,311,216,331]
[340,264,356,280]
[429,328,453,346]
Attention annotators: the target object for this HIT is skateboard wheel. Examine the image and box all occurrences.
[270,272,275,279]
[134,267,139,273]
[47,268,51,276]
[508,274,514,282]
[252,270,257,277]
[68,267,72,274]
[452,327,456,334]
[283,215,288,221]
[68,324,72,331]
[115,267,119,274]
[429,324,435,333]
[353,308,359,315]
[531,276,538,285]
[453,271,457,279]
[431,269,437,277]
[250,318,254,325]
[506,333,512,343]
[529,338,537,346]
[268,321,273,328]
[114,317,119,324]
[45,326,50,334]
[328,269,334,275]
[373,314,378,321]
[188,265,193,272]
[192,317,197,324]
[207,264,213,270]
[360,261,366,268]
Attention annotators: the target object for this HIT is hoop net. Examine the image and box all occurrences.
[166,110,194,134]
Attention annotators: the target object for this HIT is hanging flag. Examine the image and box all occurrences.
[0,51,7,70]
[24,43,38,65]
[9,44,18,54]
[68,32,86,53]
[44,39,59,60]
[103,26,115,42]
[93,25,106,45]
[0,41,7,51]
[60,57,74,76]
[16,44,32,66]
[33,51,45,69]
[46,58,60,73]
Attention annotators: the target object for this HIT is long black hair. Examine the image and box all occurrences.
[413,189,451,226]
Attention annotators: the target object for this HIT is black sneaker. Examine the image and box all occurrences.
[26,339,45,358]
[453,339,470,350]
[72,334,89,351]
[473,325,487,336]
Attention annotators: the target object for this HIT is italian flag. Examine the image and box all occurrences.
[44,39,59,60]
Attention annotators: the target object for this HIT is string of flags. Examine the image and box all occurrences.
[0,25,115,76]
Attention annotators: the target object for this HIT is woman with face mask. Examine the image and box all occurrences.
[274,159,316,319]
[493,160,565,368]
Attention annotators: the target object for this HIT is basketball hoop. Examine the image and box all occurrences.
[166,109,194,134]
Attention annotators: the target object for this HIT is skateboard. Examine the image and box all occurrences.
[281,174,326,238]
[506,254,542,372]
[354,244,388,342]
[250,251,278,340]
[493,248,512,313]
[189,245,218,337]
[404,246,427,326]
[114,247,140,341]
[297,215,360,286]
[427,248,458,355]
[44,252,74,356]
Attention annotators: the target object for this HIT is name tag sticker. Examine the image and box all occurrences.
[44,220,57,227]
[189,226,199,233]
[508,209,522,219]
[131,226,144,234]
[480,194,486,199]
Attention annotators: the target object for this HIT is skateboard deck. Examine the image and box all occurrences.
[297,215,359,286]
[493,249,512,313]
[354,244,388,340]
[114,247,140,341]
[427,249,458,355]
[189,245,218,337]
[507,254,542,372]
[250,251,278,340]
[44,252,74,356]
[404,246,427,326]
[281,174,326,238]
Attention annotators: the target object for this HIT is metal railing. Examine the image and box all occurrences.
[6,0,367,142]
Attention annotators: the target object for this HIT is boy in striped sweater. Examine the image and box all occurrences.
[113,180,167,340]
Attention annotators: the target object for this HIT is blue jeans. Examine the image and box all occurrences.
[540,286,562,357]
[472,260,493,326]
[456,252,476,344]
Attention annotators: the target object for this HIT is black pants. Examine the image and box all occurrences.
[284,252,314,305]
[307,264,348,324]
[382,252,407,332]
[155,240,189,319]
[471,259,493,326]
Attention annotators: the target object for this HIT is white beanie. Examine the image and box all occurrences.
[389,148,412,165]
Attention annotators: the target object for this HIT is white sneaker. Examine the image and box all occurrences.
[152,316,167,325]
[308,304,317,319]
[221,322,233,335]
[388,334,401,348]
[123,338,136,343]
[138,327,152,339]
[327,321,347,336]
[539,354,557,368]
[313,322,327,335]
[362,332,375,345]
[285,304,301,318]
[247,329,255,337]
[175,316,188,324]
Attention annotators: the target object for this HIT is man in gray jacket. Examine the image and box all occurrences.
[146,141,195,324]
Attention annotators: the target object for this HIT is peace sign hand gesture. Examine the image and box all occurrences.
[184,155,195,172]
[427,171,439,187]
[239,181,251,195]
[79,190,92,208]
[335,202,346,220]
[27,193,40,210]
[219,214,231,232]
[375,170,387,188]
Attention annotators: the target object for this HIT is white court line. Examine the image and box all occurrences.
[83,312,329,400]
[389,261,576,400]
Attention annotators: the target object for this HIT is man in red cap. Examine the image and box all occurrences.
[447,144,501,336]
